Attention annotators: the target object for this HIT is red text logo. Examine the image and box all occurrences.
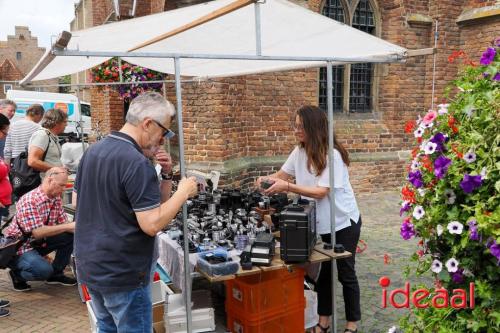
[379,276,474,309]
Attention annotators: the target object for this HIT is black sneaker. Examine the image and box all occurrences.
[0,300,9,308]
[8,270,31,292]
[46,275,77,286]
[0,308,9,318]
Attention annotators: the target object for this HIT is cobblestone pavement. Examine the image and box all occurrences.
[0,191,426,333]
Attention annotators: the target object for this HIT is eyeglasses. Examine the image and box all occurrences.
[152,120,175,139]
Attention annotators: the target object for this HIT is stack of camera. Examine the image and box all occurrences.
[165,188,286,254]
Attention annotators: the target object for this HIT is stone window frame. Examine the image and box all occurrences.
[318,0,382,118]
[16,52,22,60]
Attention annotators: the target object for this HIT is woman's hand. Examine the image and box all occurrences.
[255,176,267,189]
[263,178,289,195]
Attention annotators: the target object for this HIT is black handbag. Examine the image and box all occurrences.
[0,217,29,269]
[10,131,51,198]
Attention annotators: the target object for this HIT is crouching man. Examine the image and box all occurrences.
[4,167,76,291]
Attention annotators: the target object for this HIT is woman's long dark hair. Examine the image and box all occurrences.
[297,105,350,176]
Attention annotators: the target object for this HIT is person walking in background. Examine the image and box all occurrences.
[3,104,44,165]
[0,113,12,318]
[28,108,67,179]
[0,99,16,160]
[257,105,361,333]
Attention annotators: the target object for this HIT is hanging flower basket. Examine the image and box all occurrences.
[90,57,166,100]
[398,41,499,332]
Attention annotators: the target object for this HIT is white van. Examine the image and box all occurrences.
[6,90,92,137]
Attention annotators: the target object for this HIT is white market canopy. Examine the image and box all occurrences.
[21,0,408,85]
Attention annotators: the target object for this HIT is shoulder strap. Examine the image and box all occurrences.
[41,130,52,161]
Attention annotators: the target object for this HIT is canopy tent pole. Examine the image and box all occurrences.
[254,1,262,56]
[430,20,439,110]
[75,85,86,154]
[326,61,338,333]
[174,57,193,332]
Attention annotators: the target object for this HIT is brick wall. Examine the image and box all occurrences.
[80,0,499,194]
[89,87,125,134]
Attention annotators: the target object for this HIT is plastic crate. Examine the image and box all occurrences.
[227,304,305,333]
[225,268,305,317]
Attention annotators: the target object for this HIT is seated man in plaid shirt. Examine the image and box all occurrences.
[4,167,76,291]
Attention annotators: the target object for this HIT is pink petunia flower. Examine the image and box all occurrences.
[422,110,437,125]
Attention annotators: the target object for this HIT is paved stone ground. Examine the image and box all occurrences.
[0,191,426,333]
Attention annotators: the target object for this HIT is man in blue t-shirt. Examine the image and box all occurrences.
[73,92,197,332]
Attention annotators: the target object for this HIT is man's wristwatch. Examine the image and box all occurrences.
[161,172,173,181]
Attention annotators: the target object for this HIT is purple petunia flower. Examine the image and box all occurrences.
[468,220,480,241]
[408,170,424,188]
[434,155,452,179]
[400,221,415,240]
[480,47,496,65]
[494,73,500,81]
[399,201,411,216]
[430,132,447,152]
[460,174,482,193]
[451,269,465,284]
[488,239,500,264]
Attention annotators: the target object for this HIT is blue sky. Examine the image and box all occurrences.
[0,0,79,48]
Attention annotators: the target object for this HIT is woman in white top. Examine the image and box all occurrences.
[257,105,361,333]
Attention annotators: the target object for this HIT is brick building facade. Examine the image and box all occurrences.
[0,26,58,98]
[71,0,500,193]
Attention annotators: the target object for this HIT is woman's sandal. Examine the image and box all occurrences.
[344,329,358,333]
[315,323,330,333]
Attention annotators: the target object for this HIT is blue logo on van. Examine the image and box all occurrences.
[15,102,74,116]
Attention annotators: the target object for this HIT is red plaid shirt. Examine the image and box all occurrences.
[4,186,67,255]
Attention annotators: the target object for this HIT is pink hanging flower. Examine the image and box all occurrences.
[422,110,437,125]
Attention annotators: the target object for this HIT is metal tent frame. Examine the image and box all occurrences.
[19,1,421,331]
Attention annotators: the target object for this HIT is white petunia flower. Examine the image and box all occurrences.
[480,167,487,180]
[447,221,463,235]
[387,326,398,333]
[424,142,437,155]
[445,258,459,273]
[414,127,424,138]
[423,122,434,129]
[463,150,476,163]
[413,205,425,220]
[417,188,426,197]
[436,225,444,236]
[437,103,449,115]
[411,160,421,171]
[444,189,456,204]
[431,259,443,273]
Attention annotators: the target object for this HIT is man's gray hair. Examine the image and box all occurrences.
[0,99,17,110]
[41,108,68,129]
[126,91,175,125]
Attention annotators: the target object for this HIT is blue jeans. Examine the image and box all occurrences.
[9,232,74,281]
[89,283,152,333]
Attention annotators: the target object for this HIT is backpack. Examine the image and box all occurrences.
[10,131,51,198]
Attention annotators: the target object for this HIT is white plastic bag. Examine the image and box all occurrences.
[304,281,319,329]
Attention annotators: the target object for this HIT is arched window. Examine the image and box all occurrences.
[319,0,377,113]
[319,0,345,112]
